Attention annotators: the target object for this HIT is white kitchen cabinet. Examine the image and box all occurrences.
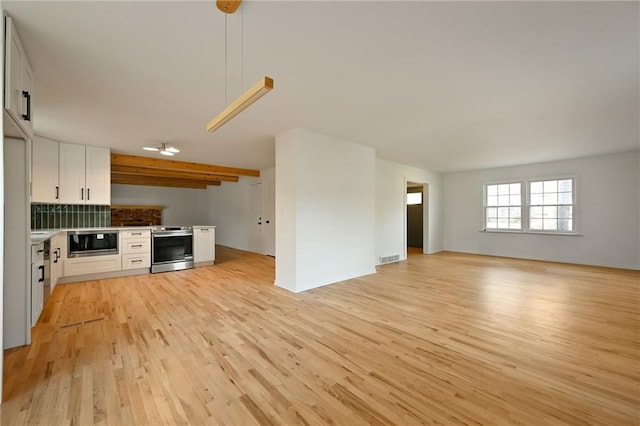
[64,254,121,277]
[50,232,66,290]
[31,137,60,203]
[30,243,44,327]
[4,14,34,139]
[193,226,215,265]
[58,142,110,205]
[121,229,150,270]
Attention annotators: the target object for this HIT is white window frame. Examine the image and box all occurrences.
[527,176,577,235]
[482,175,579,236]
[483,181,524,232]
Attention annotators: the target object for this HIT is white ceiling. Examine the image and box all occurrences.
[4,1,639,173]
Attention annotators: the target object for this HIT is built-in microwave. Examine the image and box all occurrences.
[68,230,118,258]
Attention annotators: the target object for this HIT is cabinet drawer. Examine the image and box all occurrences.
[121,230,150,239]
[122,239,150,254]
[65,255,121,276]
[31,243,45,262]
[122,253,150,270]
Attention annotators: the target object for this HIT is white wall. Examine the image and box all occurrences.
[443,152,640,270]
[202,175,259,251]
[275,129,376,292]
[375,159,444,263]
[111,184,209,225]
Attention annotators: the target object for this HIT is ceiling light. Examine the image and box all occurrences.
[206,76,274,132]
[206,1,274,133]
[143,142,179,155]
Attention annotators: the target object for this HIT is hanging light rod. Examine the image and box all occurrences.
[217,0,242,14]
[206,76,274,133]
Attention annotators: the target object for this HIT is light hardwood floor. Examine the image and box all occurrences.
[2,246,639,425]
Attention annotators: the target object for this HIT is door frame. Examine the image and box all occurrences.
[403,178,429,259]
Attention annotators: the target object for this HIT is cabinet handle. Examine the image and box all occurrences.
[132,259,142,263]
[55,186,59,200]
[131,232,142,236]
[21,91,31,121]
[87,188,90,200]
[81,188,84,200]
[131,244,143,248]
[38,265,44,283]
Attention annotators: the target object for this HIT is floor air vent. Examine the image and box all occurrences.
[379,254,400,264]
[60,317,105,329]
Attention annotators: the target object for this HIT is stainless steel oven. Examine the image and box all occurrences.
[68,230,119,257]
[151,226,194,273]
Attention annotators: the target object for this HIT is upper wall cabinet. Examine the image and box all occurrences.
[32,137,60,203]
[59,143,111,205]
[32,138,111,205]
[4,14,34,139]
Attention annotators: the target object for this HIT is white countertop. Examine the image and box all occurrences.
[29,225,216,245]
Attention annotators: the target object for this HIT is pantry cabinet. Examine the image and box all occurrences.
[4,14,34,139]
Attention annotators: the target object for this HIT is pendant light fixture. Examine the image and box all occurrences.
[206,0,274,133]
[142,142,180,156]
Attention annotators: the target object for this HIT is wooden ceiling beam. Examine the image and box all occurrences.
[111,153,260,177]
[111,165,239,182]
[111,174,221,189]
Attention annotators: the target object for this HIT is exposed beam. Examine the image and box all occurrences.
[111,174,221,189]
[111,165,239,182]
[111,153,260,177]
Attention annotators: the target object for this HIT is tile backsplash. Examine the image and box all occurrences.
[31,204,111,230]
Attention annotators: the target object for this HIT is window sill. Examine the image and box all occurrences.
[479,230,583,237]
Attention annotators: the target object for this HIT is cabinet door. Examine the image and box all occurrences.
[32,137,59,203]
[4,17,24,123]
[20,59,34,136]
[58,143,85,204]
[85,146,110,205]
[31,262,44,326]
[194,227,214,263]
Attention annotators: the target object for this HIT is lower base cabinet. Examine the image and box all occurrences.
[64,255,122,276]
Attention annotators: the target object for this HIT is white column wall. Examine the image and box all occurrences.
[275,129,376,292]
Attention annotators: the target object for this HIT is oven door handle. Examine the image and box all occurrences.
[152,232,193,238]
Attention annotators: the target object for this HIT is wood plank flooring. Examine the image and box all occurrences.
[2,246,639,425]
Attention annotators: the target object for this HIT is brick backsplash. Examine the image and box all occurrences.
[110,207,162,226]
[31,204,111,230]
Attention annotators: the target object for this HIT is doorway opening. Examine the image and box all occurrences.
[406,181,428,257]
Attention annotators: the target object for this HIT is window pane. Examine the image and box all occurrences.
[498,218,509,229]
[510,194,521,205]
[531,194,543,205]
[558,219,571,232]
[487,185,498,196]
[510,183,521,194]
[558,192,572,204]
[509,218,521,230]
[558,206,572,219]
[498,195,510,206]
[543,218,557,230]
[498,184,510,195]
[487,218,497,229]
[530,206,543,219]
[498,207,509,218]
[543,206,557,218]
[407,192,422,205]
[530,218,542,230]
[487,196,498,206]
[558,179,572,192]
[543,180,558,193]
[486,207,497,218]
[530,181,543,194]
[543,193,558,205]
[510,207,521,219]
